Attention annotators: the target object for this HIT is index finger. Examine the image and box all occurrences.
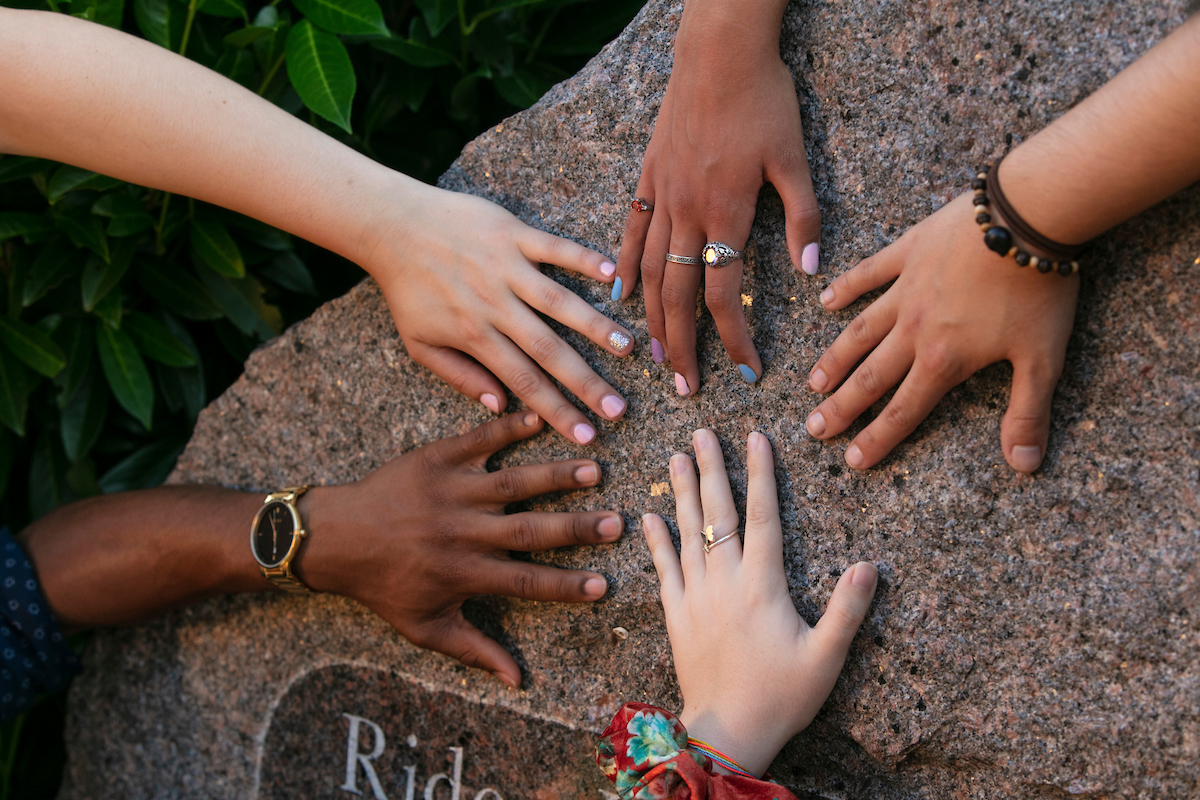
[450,412,544,464]
[520,228,617,287]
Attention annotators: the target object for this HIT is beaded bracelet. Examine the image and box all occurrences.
[972,157,1084,276]
[686,737,758,780]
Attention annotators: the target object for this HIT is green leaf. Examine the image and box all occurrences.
[155,312,206,420]
[98,436,185,493]
[413,0,455,36]
[123,310,197,367]
[0,316,68,378]
[53,315,95,404]
[135,260,223,320]
[0,156,50,186]
[494,69,553,109]
[292,0,387,35]
[92,193,156,237]
[95,320,154,430]
[23,240,83,307]
[29,433,71,520]
[257,251,318,296]
[54,211,110,263]
[195,264,279,339]
[0,347,30,436]
[370,35,455,67]
[73,0,125,27]
[285,20,357,133]
[90,285,124,328]
[197,0,245,19]
[47,166,123,204]
[224,25,274,47]
[0,212,56,245]
[81,241,134,311]
[0,429,13,499]
[61,364,108,462]
[134,0,186,50]
[190,218,246,278]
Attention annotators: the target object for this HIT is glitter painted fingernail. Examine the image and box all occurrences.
[609,331,631,351]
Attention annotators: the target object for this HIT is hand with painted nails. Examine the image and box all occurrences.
[368,184,633,445]
[614,0,821,397]
[807,193,1078,473]
[642,429,877,777]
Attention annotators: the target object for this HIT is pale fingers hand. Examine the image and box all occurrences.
[808,292,899,394]
[742,432,782,571]
[406,340,508,415]
[811,562,878,671]
[843,363,960,470]
[520,227,616,286]
[818,245,905,312]
[692,428,742,563]
[806,334,912,442]
[516,272,635,357]
[667,452,705,581]
[1001,358,1062,473]
[643,512,684,607]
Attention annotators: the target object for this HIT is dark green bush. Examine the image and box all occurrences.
[0,0,644,793]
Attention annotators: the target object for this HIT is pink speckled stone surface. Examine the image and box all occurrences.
[61,2,1199,799]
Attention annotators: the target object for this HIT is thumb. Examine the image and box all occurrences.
[767,149,822,276]
[1001,359,1060,473]
[408,612,522,689]
[812,562,878,662]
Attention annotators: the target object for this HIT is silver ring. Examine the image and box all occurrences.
[702,241,742,268]
[665,253,703,265]
[702,525,739,554]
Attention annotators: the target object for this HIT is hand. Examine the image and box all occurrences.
[367,182,635,445]
[643,429,877,777]
[807,192,1080,473]
[616,5,820,395]
[302,413,623,687]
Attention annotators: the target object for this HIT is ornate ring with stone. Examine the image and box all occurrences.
[631,197,654,213]
[702,241,742,268]
[665,253,703,265]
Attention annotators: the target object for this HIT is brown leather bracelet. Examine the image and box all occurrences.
[972,159,1085,276]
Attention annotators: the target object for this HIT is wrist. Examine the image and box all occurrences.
[353,170,435,284]
[289,485,361,597]
[676,0,789,66]
[678,705,789,779]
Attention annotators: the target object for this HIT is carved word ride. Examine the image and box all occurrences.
[341,714,503,800]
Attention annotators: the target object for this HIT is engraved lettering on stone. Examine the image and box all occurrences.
[423,746,464,800]
[472,791,504,800]
[400,765,417,800]
[341,713,389,799]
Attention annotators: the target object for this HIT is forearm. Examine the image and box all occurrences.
[0,9,415,274]
[677,0,790,59]
[1002,13,1200,244]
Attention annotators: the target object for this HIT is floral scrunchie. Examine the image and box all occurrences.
[594,702,799,800]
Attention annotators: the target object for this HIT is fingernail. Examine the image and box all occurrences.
[852,562,878,589]
[524,412,539,427]
[584,576,608,599]
[806,411,826,437]
[820,287,835,306]
[845,443,865,468]
[737,364,758,384]
[480,393,501,414]
[674,373,690,396]
[609,331,631,351]
[574,464,599,485]
[669,454,687,475]
[573,422,596,444]
[610,277,623,301]
[494,671,519,689]
[601,394,626,419]
[1011,445,1042,473]
[650,338,665,364]
[810,368,828,392]
[642,513,657,529]
[600,261,616,278]
[598,515,623,541]
[802,242,820,275]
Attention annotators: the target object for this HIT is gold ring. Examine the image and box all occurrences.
[702,525,739,554]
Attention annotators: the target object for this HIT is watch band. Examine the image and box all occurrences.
[257,485,314,595]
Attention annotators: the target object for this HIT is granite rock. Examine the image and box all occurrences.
[61,1,1200,799]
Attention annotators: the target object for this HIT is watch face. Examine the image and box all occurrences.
[254,501,296,568]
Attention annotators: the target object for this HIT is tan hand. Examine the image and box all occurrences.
[808,192,1080,473]
[643,429,877,776]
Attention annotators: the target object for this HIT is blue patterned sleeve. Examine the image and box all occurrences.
[0,526,81,723]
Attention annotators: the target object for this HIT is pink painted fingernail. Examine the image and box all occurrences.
[600,261,617,278]
[845,443,865,468]
[674,373,690,396]
[802,243,820,275]
[810,368,828,392]
[601,394,626,419]
[820,287,835,306]
[574,422,596,444]
[650,338,665,364]
[806,411,826,437]
[480,393,501,414]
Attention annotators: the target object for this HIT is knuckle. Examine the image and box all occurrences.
[570,515,594,545]
[578,372,610,402]
[527,333,562,364]
[493,470,524,502]
[704,283,737,314]
[539,282,569,314]
[508,517,540,550]
[585,314,612,344]
[853,361,885,396]
[668,185,696,213]
[640,256,664,283]
[459,320,489,349]
[700,193,737,225]
[745,505,775,530]
[509,567,538,599]
[880,401,914,434]
[922,342,961,381]
[508,368,543,398]
[660,284,694,314]
[846,314,875,348]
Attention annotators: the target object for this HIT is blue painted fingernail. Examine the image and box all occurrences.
[610,277,623,302]
[737,364,758,383]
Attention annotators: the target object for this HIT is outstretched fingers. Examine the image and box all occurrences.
[643,512,684,608]
[1001,358,1061,473]
[451,411,544,464]
[818,245,905,312]
[742,432,783,571]
[520,227,618,287]
[407,341,509,415]
[768,146,822,276]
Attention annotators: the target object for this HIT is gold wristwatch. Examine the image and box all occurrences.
[250,486,314,594]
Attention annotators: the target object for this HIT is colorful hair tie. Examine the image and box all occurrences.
[686,737,758,780]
